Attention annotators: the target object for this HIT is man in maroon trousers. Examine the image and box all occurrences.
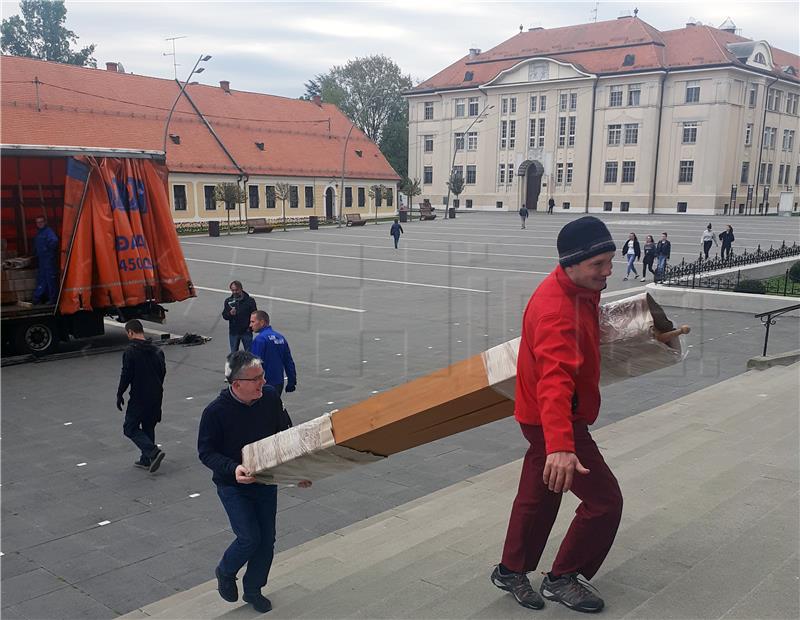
[491,216,623,613]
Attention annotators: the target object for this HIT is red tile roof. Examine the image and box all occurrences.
[1,55,399,181]
[410,17,798,93]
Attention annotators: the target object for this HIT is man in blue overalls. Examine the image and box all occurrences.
[33,216,59,305]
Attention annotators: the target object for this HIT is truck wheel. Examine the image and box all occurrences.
[14,319,60,356]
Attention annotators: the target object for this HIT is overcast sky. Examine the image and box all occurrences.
[1,1,798,97]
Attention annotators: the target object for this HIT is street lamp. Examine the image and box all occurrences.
[338,87,386,227]
[443,103,493,220]
[162,54,212,154]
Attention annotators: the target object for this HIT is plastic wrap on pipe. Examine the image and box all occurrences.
[241,413,382,485]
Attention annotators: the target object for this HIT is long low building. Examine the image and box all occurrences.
[406,15,800,215]
[0,55,400,222]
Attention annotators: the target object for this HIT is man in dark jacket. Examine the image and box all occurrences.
[32,216,59,305]
[222,281,257,352]
[198,351,311,614]
[491,216,620,613]
[117,320,167,473]
[249,311,297,397]
[655,232,672,282]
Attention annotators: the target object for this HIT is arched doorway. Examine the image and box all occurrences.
[325,187,335,220]
[519,160,544,211]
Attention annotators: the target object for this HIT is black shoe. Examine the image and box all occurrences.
[133,459,150,470]
[215,566,238,602]
[148,448,165,473]
[243,592,272,613]
[540,573,604,613]
[490,565,545,610]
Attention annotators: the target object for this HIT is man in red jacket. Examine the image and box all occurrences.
[491,216,621,613]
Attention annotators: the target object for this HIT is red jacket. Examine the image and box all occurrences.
[515,266,601,454]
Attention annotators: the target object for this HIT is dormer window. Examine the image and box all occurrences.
[783,65,797,76]
[754,52,767,64]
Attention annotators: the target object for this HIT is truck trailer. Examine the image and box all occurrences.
[1,146,195,355]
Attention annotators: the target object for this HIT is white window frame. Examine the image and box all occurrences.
[609,85,623,107]
[682,122,697,144]
[624,123,638,145]
[509,120,516,149]
[424,101,434,120]
[466,165,477,184]
[467,131,478,151]
[454,132,465,151]
[621,160,636,183]
[628,83,641,106]
[455,98,465,117]
[566,162,573,185]
[678,160,694,183]
[608,124,621,146]
[538,118,546,148]
[556,163,564,183]
[685,81,700,103]
[604,161,618,183]
[468,97,479,116]
[745,123,753,146]
[423,134,434,152]
[498,163,506,185]
[568,116,576,147]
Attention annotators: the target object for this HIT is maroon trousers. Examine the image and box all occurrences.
[501,423,623,579]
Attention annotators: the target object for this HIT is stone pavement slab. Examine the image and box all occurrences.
[126,362,799,619]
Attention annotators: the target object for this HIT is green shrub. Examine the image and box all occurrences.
[789,261,800,283]
[734,279,766,294]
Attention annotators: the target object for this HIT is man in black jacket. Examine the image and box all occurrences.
[117,320,167,473]
[222,281,257,352]
[655,232,672,282]
[198,351,311,614]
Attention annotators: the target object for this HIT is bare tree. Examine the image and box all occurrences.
[275,182,290,232]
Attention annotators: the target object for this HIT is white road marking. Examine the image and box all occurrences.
[183,242,544,274]
[64,422,72,426]
[97,520,111,526]
[189,493,200,498]
[76,462,87,467]
[188,260,490,294]
[193,285,367,313]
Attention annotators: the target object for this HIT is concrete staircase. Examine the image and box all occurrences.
[125,363,800,619]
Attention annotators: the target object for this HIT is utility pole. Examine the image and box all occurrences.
[164,35,187,80]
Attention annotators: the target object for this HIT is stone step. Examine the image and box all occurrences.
[126,363,799,619]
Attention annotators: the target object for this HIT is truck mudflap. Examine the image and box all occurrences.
[59,157,195,315]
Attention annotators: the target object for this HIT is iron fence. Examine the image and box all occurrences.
[659,242,800,296]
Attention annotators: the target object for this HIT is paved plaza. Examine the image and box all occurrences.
[2,212,799,618]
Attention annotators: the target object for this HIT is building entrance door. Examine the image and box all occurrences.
[325,187,335,219]
[520,160,544,211]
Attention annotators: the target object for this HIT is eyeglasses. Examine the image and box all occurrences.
[234,374,265,382]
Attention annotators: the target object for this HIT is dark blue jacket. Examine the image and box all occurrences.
[222,291,257,335]
[117,339,166,422]
[390,222,404,238]
[197,387,291,486]
[34,226,59,265]
[250,326,297,388]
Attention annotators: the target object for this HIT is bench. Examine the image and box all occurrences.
[345,213,368,227]
[247,218,274,234]
[419,204,437,221]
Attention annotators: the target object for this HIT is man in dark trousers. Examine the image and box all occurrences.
[655,232,672,282]
[249,310,297,396]
[390,218,404,249]
[198,351,311,614]
[547,197,555,214]
[222,280,257,352]
[491,216,621,613]
[32,215,59,305]
[116,320,167,473]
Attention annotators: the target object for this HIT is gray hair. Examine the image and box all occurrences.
[225,350,262,382]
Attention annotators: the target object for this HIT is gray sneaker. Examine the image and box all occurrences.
[490,565,545,610]
[540,573,604,613]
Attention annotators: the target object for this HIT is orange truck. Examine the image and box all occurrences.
[1,147,195,355]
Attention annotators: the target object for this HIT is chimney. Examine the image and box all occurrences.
[468,48,481,59]
[106,61,119,72]
[312,95,322,107]
[219,80,230,93]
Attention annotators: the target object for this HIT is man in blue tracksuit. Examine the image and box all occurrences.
[390,218,404,249]
[33,216,59,305]
[248,311,297,396]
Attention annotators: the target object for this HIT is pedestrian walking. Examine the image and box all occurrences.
[621,232,640,281]
[249,311,297,397]
[719,225,735,261]
[222,281,257,352]
[701,223,718,260]
[547,197,555,214]
[116,320,167,473]
[655,232,671,282]
[32,216,59,305]
[390,219,404,248]
[519,205,529,229]
[198,351,311,614]
[491,216,621,613]
[641,235,657,282]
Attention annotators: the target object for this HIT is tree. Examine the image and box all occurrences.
[304,55,412,177]
[399,177,421,220]
[447,170,465,211]
[215,182,245,232]
[2,0,96,67]
[275,182,290,231]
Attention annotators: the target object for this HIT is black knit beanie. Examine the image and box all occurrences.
[557,216,616,267]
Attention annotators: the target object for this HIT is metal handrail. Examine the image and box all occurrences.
[754,303,800,357]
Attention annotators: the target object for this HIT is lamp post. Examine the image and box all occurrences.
[162,53,212,154]
[443,103,493,220]
[338,87,386,227]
